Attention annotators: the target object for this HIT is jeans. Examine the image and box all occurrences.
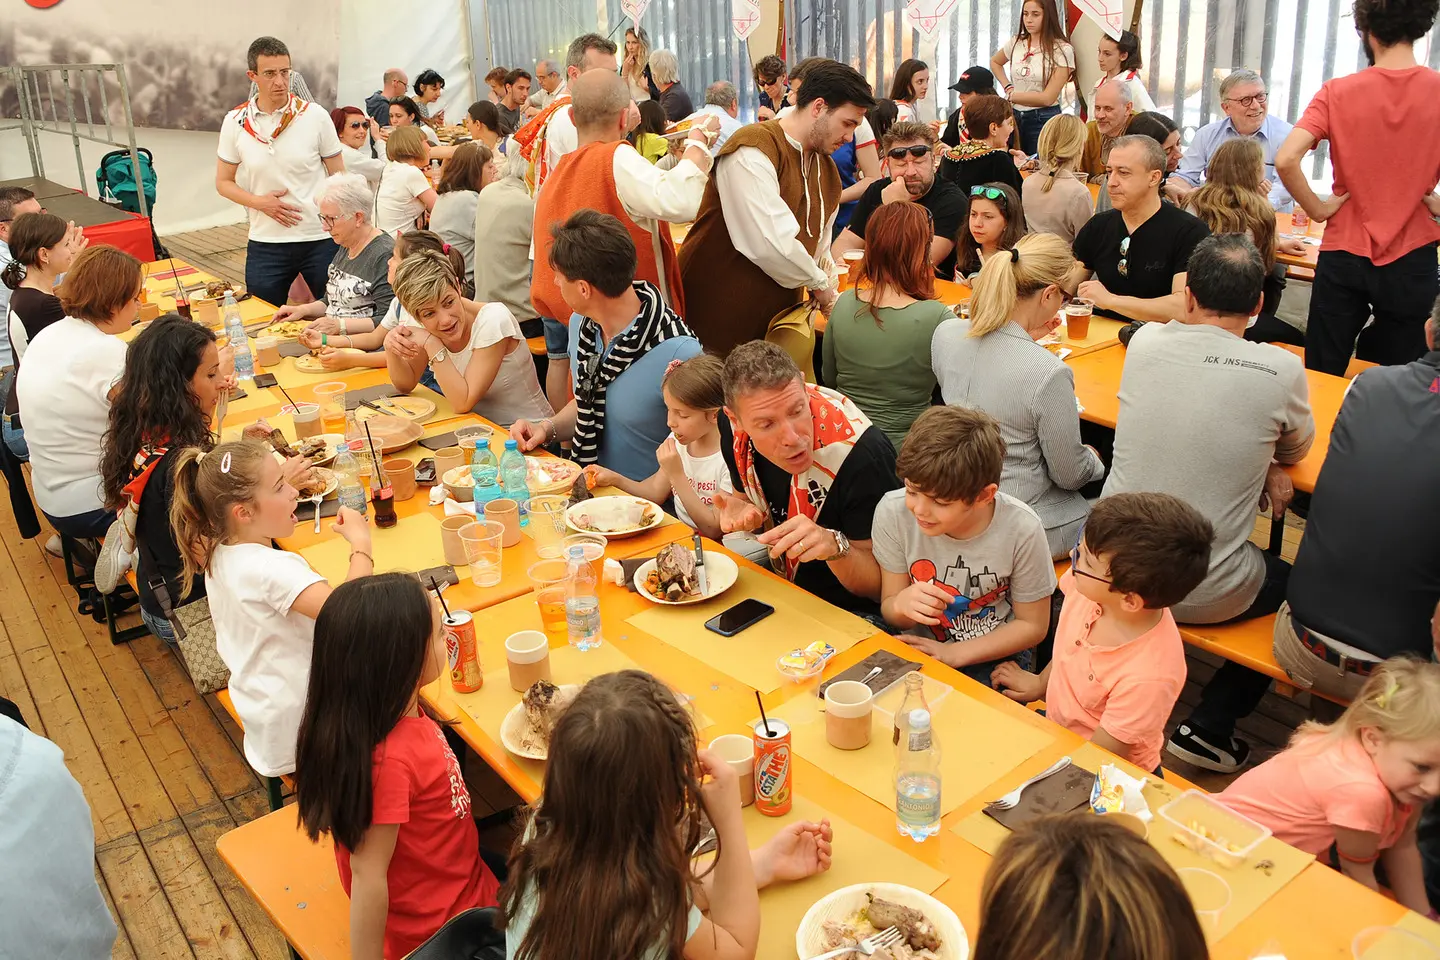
[420,366,441,393]
[141,607,177,647]
[44,507,114,540]
[1304,242,1439,376]
[540,317,569,360]
[1015,105,1061,157]
[2,416,26,461]
[244,238,339,311]
[1185,551,1292,739]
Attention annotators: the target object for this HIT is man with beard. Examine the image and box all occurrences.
[678,59,876,357]
[831,121,968,279]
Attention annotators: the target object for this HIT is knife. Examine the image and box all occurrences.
[692,533,708,596]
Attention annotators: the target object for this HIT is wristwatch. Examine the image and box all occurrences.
[825,529,852,562]
[429,344,449,364]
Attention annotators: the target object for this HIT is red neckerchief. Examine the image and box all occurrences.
[236,94,306,147]
[119,442,170,514]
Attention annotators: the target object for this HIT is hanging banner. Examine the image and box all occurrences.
[621,0,651,28]
[904,0,958,39]
[733,0,762,40]
[1070,0,1124,39]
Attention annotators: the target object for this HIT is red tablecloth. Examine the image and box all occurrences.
[82,212,154,262]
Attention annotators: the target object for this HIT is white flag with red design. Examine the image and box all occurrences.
[622,0,651,27]
[905,0,958,37]
[1071,0,1123,39]
[733,0,762,39]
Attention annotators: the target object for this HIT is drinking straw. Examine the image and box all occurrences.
[165,256,185,303]
[363,421,383,479]
[755,691,773,737]
[276,384,300,414]
[430,577,451,618]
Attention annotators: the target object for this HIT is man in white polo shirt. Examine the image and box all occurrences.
[216,36,344,310]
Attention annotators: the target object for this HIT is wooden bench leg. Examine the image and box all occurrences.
[266,776,285,812]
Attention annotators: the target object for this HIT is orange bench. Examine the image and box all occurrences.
[216,804,350,960]
[1275,342,1376,379]
[215,687,296,809]
[526,335,546,357]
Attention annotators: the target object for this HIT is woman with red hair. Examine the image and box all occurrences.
[330,106,384,192]
[820,202,955,449]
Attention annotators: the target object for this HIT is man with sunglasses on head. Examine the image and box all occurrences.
[831,121,967,279]
[1168,70,1293,210]
[1066,135,1210,330]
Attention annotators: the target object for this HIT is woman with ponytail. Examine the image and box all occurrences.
[931,234,1104,558]
[1021,114,1094,244]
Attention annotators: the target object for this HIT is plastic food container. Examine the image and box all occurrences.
[776,649,827,683]
[1158,790,1271,869]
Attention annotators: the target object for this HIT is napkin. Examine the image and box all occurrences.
[441,496,478,515]
[278,340,311,359]
[982,764,1098,831]
[620,555,656,592]
[295,498,341,521]
[420,431,459,451]
[416,565,459,588]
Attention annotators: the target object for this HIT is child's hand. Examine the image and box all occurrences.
[754,820,833,888]
[333,507,373,551]
[891,580,953,626]
[712,489,765,534]
[696,748,742,822]
[583,464,621,489]
[992,662,1046,704]
[656,435,683,477]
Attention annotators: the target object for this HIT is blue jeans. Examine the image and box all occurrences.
[541,317,569,360]
[419,366,441,393]
[244,238,339,311]
[141,607,177,647]
[1015,105,1061,157]
[44,507,113,540]
[2,416,26,461]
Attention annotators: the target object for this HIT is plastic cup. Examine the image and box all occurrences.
[1178,868,1230,940]
[526,495,569,559]
[1064,298,1094,341]
[1352,927,1440,960]
[485,498,522,547]
[434,446,466,483]
[384,458,417,501]
[527,558,570,645]
[459,520,505,587]
[313,381,348,433]
[194,297,220,326]
[708,734,755,807]
[455,424,494,464]
[560,533,606,562]
[255,335,281,367]
[137,301,162,322]
[823,680,874,750]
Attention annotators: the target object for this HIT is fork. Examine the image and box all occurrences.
[809,926,903,960]
[987,756,1073,811]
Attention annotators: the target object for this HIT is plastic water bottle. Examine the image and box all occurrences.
[470,438,502,506]
[564,545,603,651]
[334,444,367,516]
[895,708,942,841]
[500,439,529,519]
[223,293,254,379]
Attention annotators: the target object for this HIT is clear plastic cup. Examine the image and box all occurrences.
[1351,927,1440,960]
[459,520,506,587]
[527,558,570,644]
[1178,868,1230,940]
[455,424,494,464]
[312,381,347,434]
[527,495,569,558]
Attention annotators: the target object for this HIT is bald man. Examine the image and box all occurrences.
[366,67,408,126]
[529,69,719,402]
[1080,78,1136,180]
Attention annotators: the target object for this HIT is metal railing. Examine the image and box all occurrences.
[1,62,149,217]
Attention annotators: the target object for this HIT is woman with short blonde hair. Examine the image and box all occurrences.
[931,233,1103,557]
[1021,113,1094,243]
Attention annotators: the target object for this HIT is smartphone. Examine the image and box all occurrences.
[705,599,775,637]
[415,457,437,484]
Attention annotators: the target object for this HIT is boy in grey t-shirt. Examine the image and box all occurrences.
[873,407,1056,686]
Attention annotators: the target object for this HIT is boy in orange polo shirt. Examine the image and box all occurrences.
[993,493,1214,773]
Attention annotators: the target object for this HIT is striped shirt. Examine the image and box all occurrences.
[931,319,1104,541]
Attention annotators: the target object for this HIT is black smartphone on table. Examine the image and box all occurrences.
[705,599,775,637]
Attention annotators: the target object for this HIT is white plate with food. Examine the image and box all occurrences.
[566,496,665,538]
[294,348,364,374]
[500,681,580,760]
[633,543,738,605]
[293,466,338,500]
[798,883,967,960]
[294,433,348,466]
[355,395,437,422]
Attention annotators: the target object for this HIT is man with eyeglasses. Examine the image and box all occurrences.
[365,68,409,128]
[831,121,967,279]
[1168,70,1293,211]
[217,36,344,312]
[527,60,564,113]
[1067,135,1210,327]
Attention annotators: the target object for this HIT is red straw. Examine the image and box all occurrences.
[755,691,773,737]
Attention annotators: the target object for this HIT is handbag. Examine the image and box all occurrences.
[766,301,818,383]
[139,533,230,694]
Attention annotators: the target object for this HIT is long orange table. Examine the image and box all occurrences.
[1067,343,1347,492]
[1274,212,1323,270]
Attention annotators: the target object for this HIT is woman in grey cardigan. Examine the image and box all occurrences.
[931,233,1104,558]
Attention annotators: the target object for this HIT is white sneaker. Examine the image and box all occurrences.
[94,520,133,594]
[44,535,63,558]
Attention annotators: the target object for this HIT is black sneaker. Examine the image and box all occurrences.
[1166,723,1251,773]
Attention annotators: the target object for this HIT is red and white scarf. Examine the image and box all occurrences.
[730,385,871,581]
[513,93,573,195]
[237,94,308,148]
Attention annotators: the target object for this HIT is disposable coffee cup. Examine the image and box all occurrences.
[824,679,874,750]
[504,630,552,692]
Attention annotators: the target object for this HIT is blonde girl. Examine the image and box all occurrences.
[622,26,655,103]
[1021,114,1094,244]
[974,813,1208,960]
[584,356,768,564]
[1220,658,1440,912]
[376,126,437,234]
[170,440,373,777]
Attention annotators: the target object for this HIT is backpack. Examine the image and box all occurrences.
[95,147,158,214]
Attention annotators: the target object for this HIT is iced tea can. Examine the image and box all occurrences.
[753,718,792,816]
[444,610,482,693]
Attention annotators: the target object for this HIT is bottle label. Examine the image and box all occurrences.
[896,784,942,824]
[907,728,932,752]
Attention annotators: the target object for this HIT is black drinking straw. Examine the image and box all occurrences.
[276,383,300,413]
[362,421,383,479]
[755,691,773,737]
[430,577,451,618]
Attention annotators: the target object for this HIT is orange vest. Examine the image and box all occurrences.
[530,140,685,324]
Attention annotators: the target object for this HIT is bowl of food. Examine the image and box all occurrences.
[500,680,581,760]
[633,543,739,605]
[565,496,664,538]
[443,464,476,502]
[798,883,967,960]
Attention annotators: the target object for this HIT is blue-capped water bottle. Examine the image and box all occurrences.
[223,293,254,379]
[470,438,502,506]
[500,438,529,520]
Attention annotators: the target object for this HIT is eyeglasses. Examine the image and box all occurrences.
[1117,236,1131,277]
[1070,542,1112,586]
[319,213,344,229]
[1222,92,1267,108]
[887,144,932,160]
[258,68,292,82]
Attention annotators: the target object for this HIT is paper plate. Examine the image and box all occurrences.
[527,456,581,496]
[796,883,968,960]
[356,395,436,422]
[294,349,363,374]
[565,496,665,538]
[301,467,338,500]
[499,684,581,761]
[363,415,425,454]
[632,552,739,605]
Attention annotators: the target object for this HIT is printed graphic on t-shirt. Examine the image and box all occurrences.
[689,475,717,505]
[326,265,374,319]
[909,557,1012,642]
[435,724,472,819]
[767,479,829,527]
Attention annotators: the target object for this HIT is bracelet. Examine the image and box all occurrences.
[350,549,372,563]
[538,418,554,443]
[338,318,348,335]
[321,334,328,346]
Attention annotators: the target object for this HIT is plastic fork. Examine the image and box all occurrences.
[987,756,1073,810]
[809,926,903,960]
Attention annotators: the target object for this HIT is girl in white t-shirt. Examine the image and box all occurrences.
[990,0,1076,155]
[171,440,374,777]
[584,355,768,565]
[376,126,438,234]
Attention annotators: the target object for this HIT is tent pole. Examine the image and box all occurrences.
[1129,0,1145,35]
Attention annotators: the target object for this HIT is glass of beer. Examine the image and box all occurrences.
[313,382,348,435]
[1064,298,1094,341]
[527,559,570,645]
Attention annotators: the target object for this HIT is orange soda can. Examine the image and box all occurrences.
[753,718,792,816]
[444,611,482,693]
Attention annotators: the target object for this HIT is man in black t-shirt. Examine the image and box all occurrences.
[831,121,967,279]
[1068,135,1211,325]
[713,342,899,618]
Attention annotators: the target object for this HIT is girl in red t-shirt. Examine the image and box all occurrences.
[294,574,499,959]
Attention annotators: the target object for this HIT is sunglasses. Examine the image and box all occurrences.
[887,144,932,160]
[347,120,367,130]
[1117,236,1131,278]
[576,351,604,407]
[970,185,1007,202]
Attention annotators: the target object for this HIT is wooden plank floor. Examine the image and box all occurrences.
[160,225,250,286]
